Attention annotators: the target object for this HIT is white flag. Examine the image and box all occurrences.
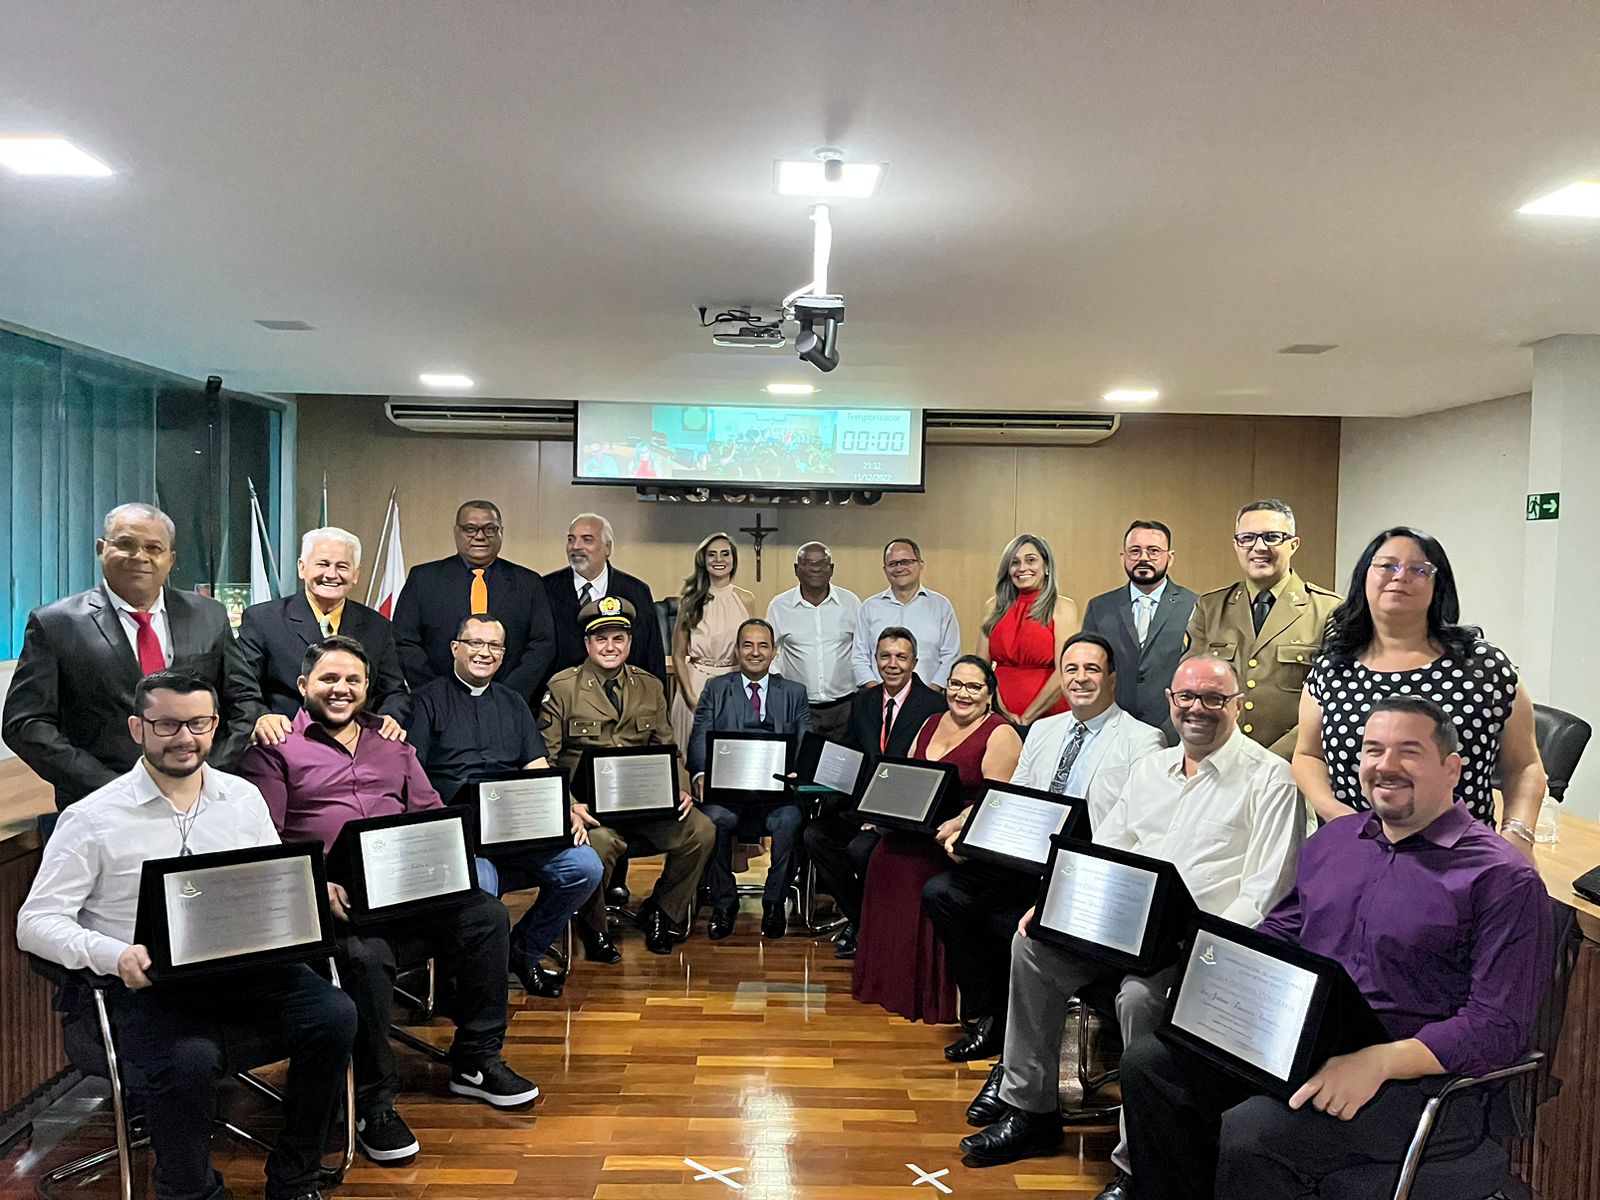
[249,490,273,606]
[374,499,406,619]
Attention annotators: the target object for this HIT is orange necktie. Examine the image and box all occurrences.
[470,568,488,614]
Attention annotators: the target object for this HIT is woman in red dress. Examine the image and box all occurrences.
[852,657,1023,1024]
[977,533,1081,729]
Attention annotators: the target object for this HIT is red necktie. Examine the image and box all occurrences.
[130,611,165,675]
[749,680,762,722]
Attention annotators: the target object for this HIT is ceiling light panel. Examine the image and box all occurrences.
[0,136,114,177]
[1518,181,1600,217]
[419,372,474,389]
[1102,388,1160,403]
[774,160,886,198]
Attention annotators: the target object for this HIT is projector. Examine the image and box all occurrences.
[711,326,788,349]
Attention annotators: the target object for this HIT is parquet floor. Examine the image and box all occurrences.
[2,858,1119,1199]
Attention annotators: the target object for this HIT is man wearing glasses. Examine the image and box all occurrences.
[851,538,962,689]
[392,500,556,708]
[1184,499,1341,757]
[959,656,1302,1200]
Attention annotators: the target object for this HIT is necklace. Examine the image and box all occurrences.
[171,795,206,856]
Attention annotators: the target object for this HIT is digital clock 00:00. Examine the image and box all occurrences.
[838,430,907,454]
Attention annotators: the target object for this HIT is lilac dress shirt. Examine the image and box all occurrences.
[1255,802,1553,1078]
[237,710,442,851]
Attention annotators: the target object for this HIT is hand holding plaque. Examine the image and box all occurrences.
[579,745,680,821]
[705,732,792,806]
[329,807,478,927]
[953,783,1088,874]
[853,757,963,834]
[471,769,572,853]
[1026,836,1196,974]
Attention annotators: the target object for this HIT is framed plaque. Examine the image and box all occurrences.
[953,783,1089,874]
[854,756,963,834]
[135,841,334,984]
[704,731,793,806]
[468,768,572,854]
[795,731,867,798]
[329,807,479,927]
[576,744,680,822]
[1026,836,1197,975]
[1159,912,1390,1099]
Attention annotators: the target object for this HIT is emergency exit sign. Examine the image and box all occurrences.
[1527,492,1560,521]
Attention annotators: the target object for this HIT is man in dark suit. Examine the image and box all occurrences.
[238,526,410,744]
[801,625,946,957]
[689,618,814,940]
[391,500,555,707]
[2,502,256,809]
[1081,520,1198,745]
[541,513,666,688]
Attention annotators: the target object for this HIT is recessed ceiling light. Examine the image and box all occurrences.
[1103,388,1160,403]
[1279,343,1338,355]
[774,159,886,198]
[0,136,115,177]
[1518,181,1600,218]
[764,382,816,396]
[418,372,474,389]
[255,319,315,331]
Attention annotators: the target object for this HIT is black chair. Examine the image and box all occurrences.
[1532,703,1590,803]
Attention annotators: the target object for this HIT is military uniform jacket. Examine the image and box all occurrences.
[1183,569,1341,757]
[539,659,672,776]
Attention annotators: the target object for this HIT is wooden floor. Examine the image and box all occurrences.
[1,863,1118,1200]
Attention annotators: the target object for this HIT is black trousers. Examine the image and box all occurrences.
[1121,1035,1492,1200]
[801,808,880,925]
[335,889,510,1113]
[107,964,356,1200]
[922,860,1038,1025]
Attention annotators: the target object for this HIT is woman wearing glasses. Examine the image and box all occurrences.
[976,534,1081,727]
[853,656,1022,1025]
[1292,526,1546,851]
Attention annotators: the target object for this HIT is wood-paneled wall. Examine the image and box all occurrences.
[0,832,67,1120]
[295,398,1341,634]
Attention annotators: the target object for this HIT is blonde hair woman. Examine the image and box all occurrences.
[668,532,755,750]
[976,533,1081,727]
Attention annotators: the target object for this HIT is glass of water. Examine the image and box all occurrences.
[1535,795,1561,845]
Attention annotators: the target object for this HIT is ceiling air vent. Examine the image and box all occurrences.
[1278,343,1338,355]
[384,400,576,439]
[924,410,1119,446]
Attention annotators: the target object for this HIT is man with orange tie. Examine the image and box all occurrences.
[391,500,556,708]
[2,502,256,809]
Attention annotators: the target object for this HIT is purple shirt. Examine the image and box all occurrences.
[237,710,442,852]
[1256,802,1552,1078]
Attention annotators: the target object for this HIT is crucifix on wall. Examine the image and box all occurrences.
[739,511,778,582]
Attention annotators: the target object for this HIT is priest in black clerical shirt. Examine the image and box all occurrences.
[406,614,602,998]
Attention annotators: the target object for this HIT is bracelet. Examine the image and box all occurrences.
[1502,818,1536,844]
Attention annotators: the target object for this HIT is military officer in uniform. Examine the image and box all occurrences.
[541,596,715,960]
[1184,499,1340,758]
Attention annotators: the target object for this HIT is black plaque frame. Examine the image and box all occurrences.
[794,731,868,798]
[467,768,573,854]
[575,744,681,823]
[853,756,964,834]
[704,730,795,807]
[329,807,479,928]
[952,783,1090,874]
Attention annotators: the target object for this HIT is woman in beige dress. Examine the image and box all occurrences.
[669,532,755,749]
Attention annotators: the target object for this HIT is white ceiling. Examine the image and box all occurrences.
[4,1,1600,416]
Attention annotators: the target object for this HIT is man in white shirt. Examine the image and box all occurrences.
[766,541,862,739]
[928,633,1163,1063]
[851,538,962,688]
[958,656,1303,1200]
[17,671,356,1200]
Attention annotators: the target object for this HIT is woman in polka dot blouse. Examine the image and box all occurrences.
[1291,525,1545,856]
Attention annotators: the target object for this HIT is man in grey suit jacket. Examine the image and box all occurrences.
[689,618,814,941]
[1081,520,1198,744]
[2,503,256,809]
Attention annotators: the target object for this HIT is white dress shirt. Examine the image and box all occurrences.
[1094,729,1302,927]
[1012,704,1164,827]
[105,583,172,668]
[766,585,862,703]
[16,763,280,976]
[573,566,610,602]
[852,586,962,687]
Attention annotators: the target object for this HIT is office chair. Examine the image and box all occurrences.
[1532,703,1590,803]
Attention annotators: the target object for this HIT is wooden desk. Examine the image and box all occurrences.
[1534,812,1600,937]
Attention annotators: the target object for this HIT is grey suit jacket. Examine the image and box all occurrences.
[1081,581,1198,744]
[2,584,257,808]
[687,671,814,778]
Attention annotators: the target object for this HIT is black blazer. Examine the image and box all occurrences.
[237,593,410,722]
[844,677,947,763]
[1081,580,1199,745]
[2,584,257,809]
[541,564,668,689]
[391,555,555,706]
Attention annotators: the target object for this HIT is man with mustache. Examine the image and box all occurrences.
[1120,696,1553,1199]
[541,512,667,687]
[959,656,1303,1200]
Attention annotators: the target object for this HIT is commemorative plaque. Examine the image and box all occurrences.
[1160,912,1390,1099]
[470,768,572,854]
[329,807,478,927]
[795,731,867,798]
[704,731,792,806]
[134,841,334,983]
[577,744,680,821]
[853,756,964,834]
[953,783,1089,873]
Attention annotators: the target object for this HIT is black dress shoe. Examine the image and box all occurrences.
[512,958,564,998]
[959,1107,1064,1166]
[578,924,622,964]
[966,1060,1012,1127]
[1092,1169,1134,1200]
[760,906,787,939]
[640,904,684,955]
[945,1013,1004,1062]
[707,906,736,941]
[605,884,630,908]
[833,923,857,959]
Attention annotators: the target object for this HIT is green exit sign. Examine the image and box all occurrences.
[1527,492,1561,521]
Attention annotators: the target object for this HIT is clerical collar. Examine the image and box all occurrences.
[453,669,490,698]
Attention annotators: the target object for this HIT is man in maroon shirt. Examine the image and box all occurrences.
[1120,695,1553,1198]
[238,636,537,1168]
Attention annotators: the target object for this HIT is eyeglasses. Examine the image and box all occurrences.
[1168,690,1241,711]
[946,680,989,695]
[1369,559,1438,581]
[107,537,169,557]
[884,558,921,570]
[456,523,502,539]
[1124,546,1169,560]
[139,715,219,736]
[453,638,507,656]
[1233,531,1294,548]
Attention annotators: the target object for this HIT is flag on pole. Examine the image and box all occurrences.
[373,493,406,619]
[318,471,329,527]
[247,480,280,606]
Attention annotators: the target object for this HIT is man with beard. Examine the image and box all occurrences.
[239,636,537,1168]
[1081,521,1196,744]
[1120,696,1553,1199]
[959,657,1302,1200]
[541,513,667,688]
[18,671,356,1200]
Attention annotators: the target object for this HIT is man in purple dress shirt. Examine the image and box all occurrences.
[238,636,538,1168]
[1121,694,1554,1198]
